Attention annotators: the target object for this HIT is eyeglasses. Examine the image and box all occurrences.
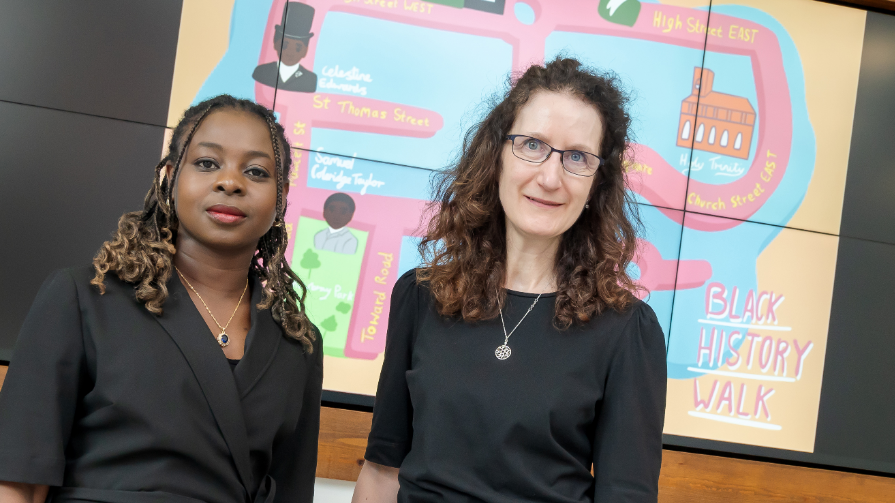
[506,135,603,177]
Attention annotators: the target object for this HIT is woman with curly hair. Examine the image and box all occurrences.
[353,58,667,502]
[0,95,322,503]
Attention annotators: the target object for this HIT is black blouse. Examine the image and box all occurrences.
[365,270,667,502]
[0,266,323,503]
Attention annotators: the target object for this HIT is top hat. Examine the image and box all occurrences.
[276,2,315,40]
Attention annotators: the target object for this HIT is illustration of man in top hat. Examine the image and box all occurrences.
[252,2,318,93]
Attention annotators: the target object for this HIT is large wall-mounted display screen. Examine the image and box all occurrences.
[165,0,866,458]
[6,0,895,477]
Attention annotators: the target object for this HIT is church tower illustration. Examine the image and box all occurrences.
[676,67,755,160]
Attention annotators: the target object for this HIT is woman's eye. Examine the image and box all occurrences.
[569,152,584,163]
[246,166,270,178]
[526,140,540,150]
[197,159,217,170]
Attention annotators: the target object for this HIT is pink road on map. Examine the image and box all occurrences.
[251,0,795,358]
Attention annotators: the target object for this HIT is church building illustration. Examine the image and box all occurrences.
[677,67,755,160]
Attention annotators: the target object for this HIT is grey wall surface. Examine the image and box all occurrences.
[0,0,181,126]
[839,12,895,245]
[0,0,181,359]
[813,10,895,473]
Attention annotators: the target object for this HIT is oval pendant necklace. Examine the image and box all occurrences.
[175,266,248,348]
[496,289,542,360]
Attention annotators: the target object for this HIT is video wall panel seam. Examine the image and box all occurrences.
[291,146,438,173]
[665,0,715,359]
[0,98,169,131]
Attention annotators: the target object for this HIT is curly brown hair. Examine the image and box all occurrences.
[417,57,644,328]
[91,95,315,351]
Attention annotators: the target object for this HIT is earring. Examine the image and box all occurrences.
[585,204,590,209]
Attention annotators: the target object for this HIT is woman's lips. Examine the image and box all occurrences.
[206,205,246,224]
[525,196,563,208]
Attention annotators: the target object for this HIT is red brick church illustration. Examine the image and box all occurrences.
[676,67,755,160]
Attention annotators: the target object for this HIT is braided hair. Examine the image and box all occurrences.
[91,95,314,351]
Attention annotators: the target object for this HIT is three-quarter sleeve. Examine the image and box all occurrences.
[271,326,323,503]
[592,302,667,501]
[363,269,419,468]
[0,269,87,485]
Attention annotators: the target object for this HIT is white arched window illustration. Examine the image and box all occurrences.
[734,132,743,149]
[681,120,691,140]
[720,130,729,147]
[695,123,705,143]
[708,126,716,145]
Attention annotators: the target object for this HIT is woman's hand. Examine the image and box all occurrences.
[0,481,49,503]
[351,460,399,503]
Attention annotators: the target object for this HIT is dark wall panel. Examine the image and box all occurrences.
[840,11,895,245]
[0,101,165,360]
[815,236,895,469]
[0,0,181,126]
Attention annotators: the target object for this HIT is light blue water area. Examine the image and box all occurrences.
[546,33,704,185]
[637,204,684,347]
[305,149,434,200]
[664,5,815,379]
[192,0,274,106]
[667,216,778,378]
[706,5,816,230]
[397,236,424,277]
[309,12,513,171]
[514,2,536,25]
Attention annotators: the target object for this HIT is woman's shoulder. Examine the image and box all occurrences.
[603,299,665,360]
[394,268,428,297]
[36,265,97,298]
[625,299,660,326]
[589,297,654,326]
[37,265,141,308]
[396,268,419,286]
[588,299,663,347]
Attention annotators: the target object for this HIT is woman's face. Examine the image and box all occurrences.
[171,109,286,254]
[499,90,603,244]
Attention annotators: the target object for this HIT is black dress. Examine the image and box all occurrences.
[0,266,323,503]
[364,270,667,502]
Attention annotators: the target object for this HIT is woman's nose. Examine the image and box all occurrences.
[537,152,564,190]
[214,167,245,194]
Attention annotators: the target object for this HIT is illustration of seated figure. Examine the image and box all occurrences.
[252,2,318,93]
[314,193,358,255]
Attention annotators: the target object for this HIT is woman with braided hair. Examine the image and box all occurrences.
[0,95,322,503]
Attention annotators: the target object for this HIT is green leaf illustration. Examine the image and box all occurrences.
[599,0,641,27]
[321,315,338,336]
[300,248,321,278]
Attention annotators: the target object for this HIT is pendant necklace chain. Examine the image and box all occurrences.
[495,289,542,360]
[175,266,248,348]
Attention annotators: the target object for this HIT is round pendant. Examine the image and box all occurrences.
[217,333,230,348]
[495,344,511,360]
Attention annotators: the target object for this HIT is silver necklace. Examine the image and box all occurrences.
[495,290,542,360]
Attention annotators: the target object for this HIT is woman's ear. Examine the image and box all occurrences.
[282,180,291,200]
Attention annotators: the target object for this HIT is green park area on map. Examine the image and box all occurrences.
[292,216,368,357]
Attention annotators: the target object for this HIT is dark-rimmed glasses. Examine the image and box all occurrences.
[506,135,603,177]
